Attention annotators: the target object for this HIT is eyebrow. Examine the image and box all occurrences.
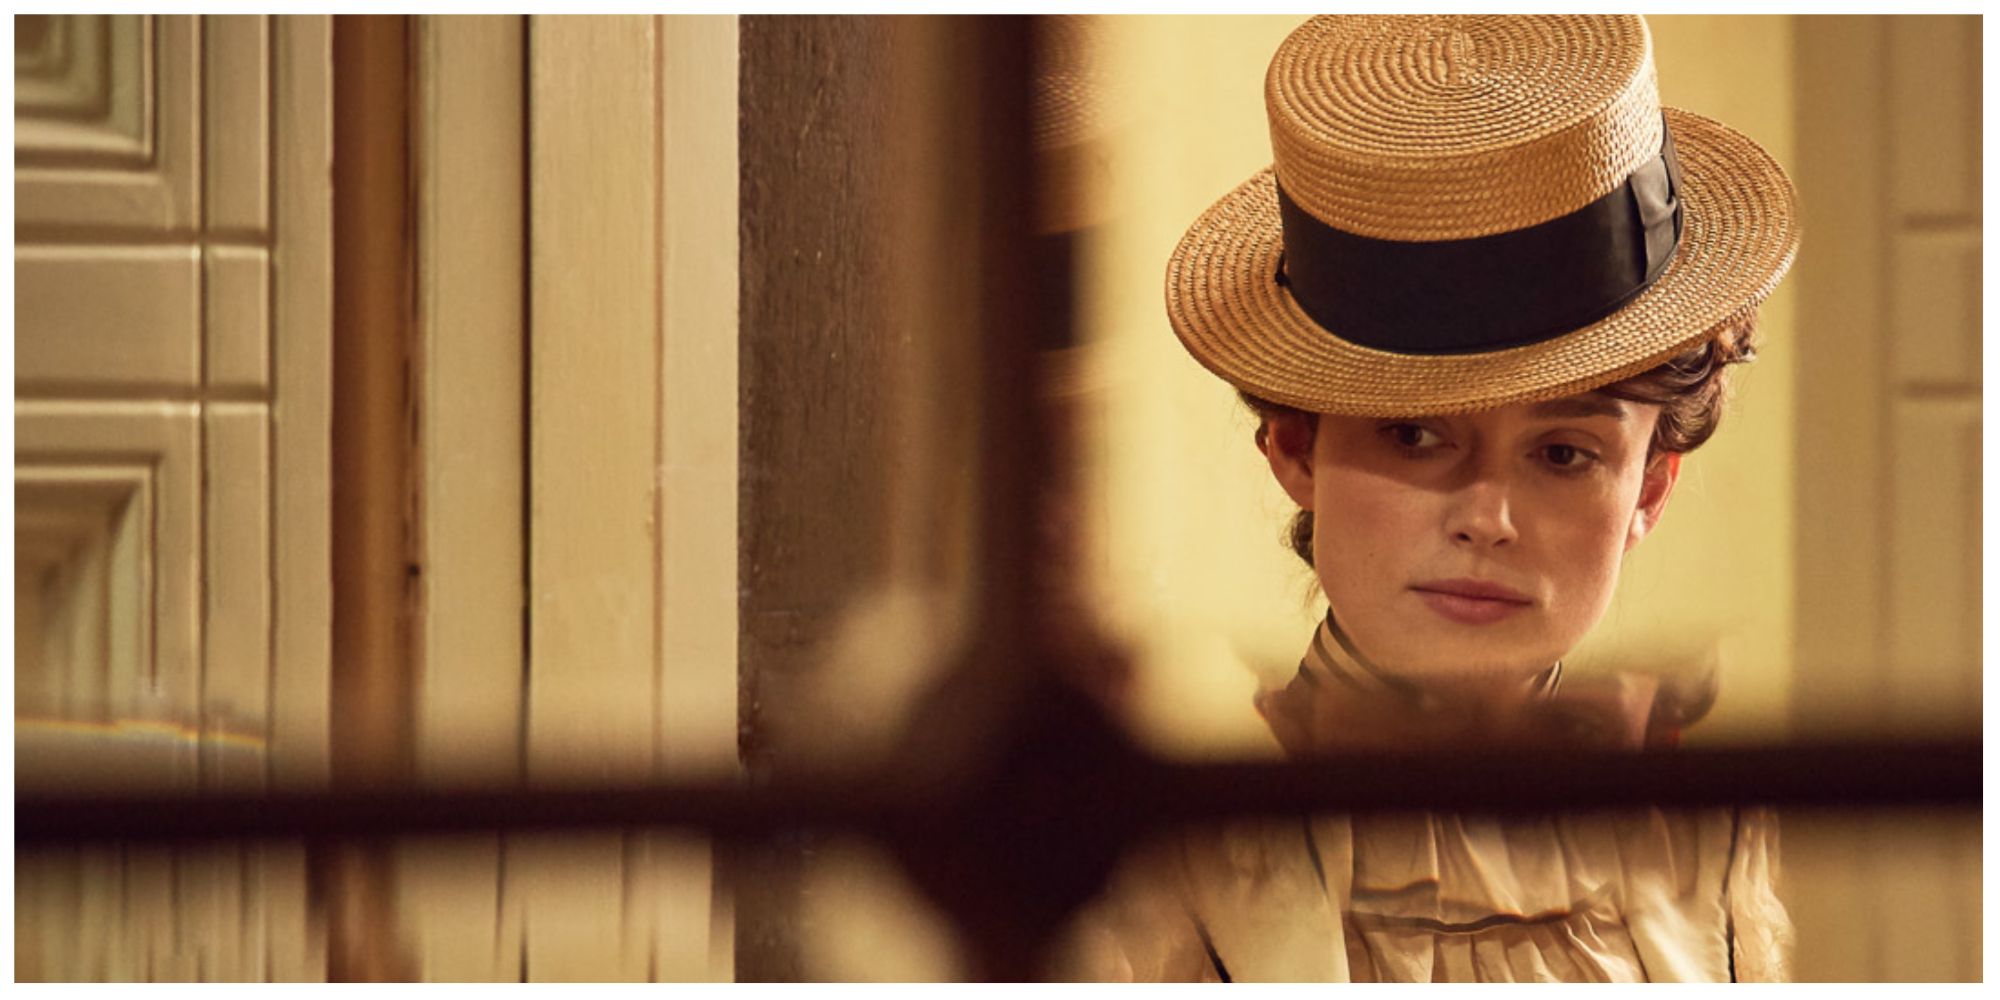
[1527,395,1629,421]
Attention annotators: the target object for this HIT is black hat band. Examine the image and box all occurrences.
[1275,115,1685,356]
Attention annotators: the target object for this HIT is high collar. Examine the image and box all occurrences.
[1297,609,1562,712]
[1256,611,1664,755]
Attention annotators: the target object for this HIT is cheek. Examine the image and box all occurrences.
[1310,468,1428,573]
[1536,483,1640,615]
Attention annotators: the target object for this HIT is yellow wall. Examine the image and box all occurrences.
[1076,15,1800,756]
[1078,16,1329,757]
[1572,15,1798,744]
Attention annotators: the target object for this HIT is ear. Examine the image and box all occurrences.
[1260,411,1317,510]
[1625,450,1680,551]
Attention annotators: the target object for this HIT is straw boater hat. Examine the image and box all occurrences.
[1168,15,1798,416]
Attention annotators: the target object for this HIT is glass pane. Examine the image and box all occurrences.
[14,13,1980,985]
[1061,14,1980,758]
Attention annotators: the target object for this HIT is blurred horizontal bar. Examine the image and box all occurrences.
[1145,739,1982,818]
[16,739,1979,846]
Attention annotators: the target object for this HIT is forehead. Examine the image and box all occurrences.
[1520,391,1632,421]
[1359,393,1666,451]
[1364,390,1636,422]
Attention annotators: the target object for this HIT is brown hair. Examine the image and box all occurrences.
[1243,314,1760,568]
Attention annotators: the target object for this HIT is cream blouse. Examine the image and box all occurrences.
[1059,616,1792,982]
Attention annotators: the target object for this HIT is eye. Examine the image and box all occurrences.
[1380,422,1445,454]
[1538,442,1600,472]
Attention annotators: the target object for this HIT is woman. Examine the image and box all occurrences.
[1062,15,1797,982]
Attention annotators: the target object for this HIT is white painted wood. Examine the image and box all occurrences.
[1789,15,1982,984]
[104,468,149,724]
[511,832,652,982]
[14,15,149,165]
[13,14,332,982]
[394,836,510,981]
[1779,811,1865,982]
[203,15,271,232]
[15,566,46,713]
[213,847,252,981]
[12,851,56,980]
[527,14,660,787]
[1885,399,1982,733]
[493,14,740,982]
[652,16,740,980]
[397,16,532,981]
[79,849,124,981]
[493,839,530,982]
[9,10,793,982]
[1787,810,1983,982]
[13,464,150,733]
[14,246,202,391]
[416,14,526,790]
[15,476,108,716]
[204,404,272,791]
[259,842,326,982]
[16,15,199,232]
[172,846,242,980]
[1888,231,1982,388]
[239,842,271,982]
[16,402,202,755]
[642,833,731,982]
[1950,814,1983,980]
[1864,810,1982,981]
[656,14,742,784]
[1792,16,1889,743]
[124,847,181,981]
[15,15,108,114]
[1879,13,1981,748]
[1888,16,1980,219]
[520,18,666,982]
[269,14,335,791]
[203,246,272,393]
[77,849,117,980]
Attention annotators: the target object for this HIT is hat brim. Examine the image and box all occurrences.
[1165,108,1799,416]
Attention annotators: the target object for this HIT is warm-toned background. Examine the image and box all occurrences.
[1067,14,1980,982]
[1071,13,1979,756]
[13,14,1979,983]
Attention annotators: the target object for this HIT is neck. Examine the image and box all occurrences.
[1310,609,1561,714]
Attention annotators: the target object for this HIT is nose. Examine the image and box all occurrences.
[1444,464,1519,548]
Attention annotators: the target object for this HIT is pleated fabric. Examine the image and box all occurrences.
[1055,616,1792,983]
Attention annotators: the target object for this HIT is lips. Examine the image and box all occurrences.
[1410,578,1533,626]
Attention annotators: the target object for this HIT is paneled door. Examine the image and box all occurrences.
[14,15,333,980]
[1788,14,1982,983]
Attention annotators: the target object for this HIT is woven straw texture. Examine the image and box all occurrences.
[1167,108,1798,416]
[1267,15,1663,240]
[1167,14,1799,416]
